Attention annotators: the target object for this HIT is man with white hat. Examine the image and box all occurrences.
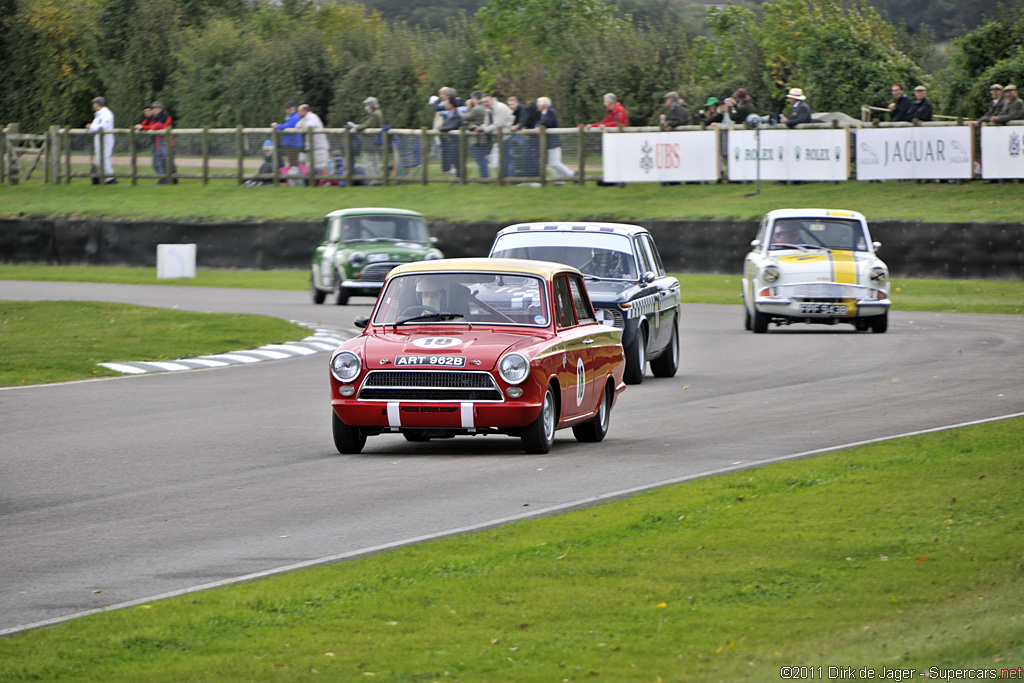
[989,84,1022,124]
[781,87,811,128]
[86,96,116,184]
[974,84,1004,126]
[908,85,933,122]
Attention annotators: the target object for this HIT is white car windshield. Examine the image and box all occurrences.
[373,272,550,327]
[326,215,429,243]
[490,232,638,280]
[769,218,869,252]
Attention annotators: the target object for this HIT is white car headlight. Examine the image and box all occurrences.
[763,265,780,284]
[424,250,443,261]
[498,353,530,385]
[870,266,887,284]
[330,351,361,382]
[595,309,616,326]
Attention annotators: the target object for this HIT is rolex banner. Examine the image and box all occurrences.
[856,128,973,180]
[601,131,719,183]
[727,129,849,182]
[980,126,1024,179]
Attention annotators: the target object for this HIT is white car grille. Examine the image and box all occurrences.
[777,283,872,299]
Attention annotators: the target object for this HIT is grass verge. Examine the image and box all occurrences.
[3,265,1023,315]
[2,417,1022,681]
[2,180,1023,223]
[0,301,308,387]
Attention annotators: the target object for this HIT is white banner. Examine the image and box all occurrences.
[601,131,719,182]
[980,126,1024,179]
[727,129,849,181]
[855,128,972,180]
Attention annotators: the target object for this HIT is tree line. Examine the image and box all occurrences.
[1,0,1022,136]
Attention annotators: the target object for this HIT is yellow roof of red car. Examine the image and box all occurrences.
[388,258,580,280]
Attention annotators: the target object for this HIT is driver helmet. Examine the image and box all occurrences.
[415,278,446,306]
[591,249,622,274]
[773,222,799,243]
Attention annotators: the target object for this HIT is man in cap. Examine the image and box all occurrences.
[351,96,384,181]
[272,102,302,167]
[781,88,811,128]
[662,92,691,130]
[989,84,1023,124]
[86,96,116,184]
[908,85,933,122]
[974,84,1004,126]
[296,104,329,174]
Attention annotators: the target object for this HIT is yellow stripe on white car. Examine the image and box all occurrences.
[831,250,857,285]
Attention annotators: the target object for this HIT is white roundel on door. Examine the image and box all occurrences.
[576,357,585,406]
[411,337,462,349]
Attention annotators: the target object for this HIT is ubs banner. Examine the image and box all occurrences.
[727,129,849,181]
[980,126,1024,179]
[601,131,719,183]
[856,128,972,180]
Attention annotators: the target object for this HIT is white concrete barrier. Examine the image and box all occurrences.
[157,243,197,279]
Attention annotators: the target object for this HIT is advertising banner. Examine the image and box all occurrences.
[601,131,719,182]
[855,128,973,180]
[980,126,1024,179]
[727,129,849,182]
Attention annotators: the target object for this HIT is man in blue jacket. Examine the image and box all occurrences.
[272,102,302,168]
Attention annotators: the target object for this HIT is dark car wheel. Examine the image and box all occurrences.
[623,327,647,385]
[311,273,326,304]
[573,381,612,443]
[522,384,557,454]
[333,270,349,306]
[649,320,679,378]
[870,311,888,333]
[752,309,770,334]
[332,411,365,454]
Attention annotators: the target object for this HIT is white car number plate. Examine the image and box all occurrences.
[395,355,466,367]
[800,303,847,315]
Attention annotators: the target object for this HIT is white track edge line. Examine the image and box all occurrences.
[3,409,1023,638]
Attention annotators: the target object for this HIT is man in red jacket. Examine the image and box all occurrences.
[588,93,629,128]
[138,101,174,183]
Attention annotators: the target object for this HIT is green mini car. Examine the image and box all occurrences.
[311,208,443,305]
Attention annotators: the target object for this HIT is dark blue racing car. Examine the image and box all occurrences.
[489,222,680,384]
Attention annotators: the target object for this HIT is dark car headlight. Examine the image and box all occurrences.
[330,351,361,382]
[348,251,366,268]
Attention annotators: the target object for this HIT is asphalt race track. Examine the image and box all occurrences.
[2,281,1022,634]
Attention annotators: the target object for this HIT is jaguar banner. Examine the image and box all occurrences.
[856,127,973,180]
[601,131,719,183]
[727,128,849,182]
[980,126,1024,179]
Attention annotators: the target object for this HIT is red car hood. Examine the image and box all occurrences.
[361,327,550,369]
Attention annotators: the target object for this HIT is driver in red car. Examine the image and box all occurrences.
[416,278,447,310]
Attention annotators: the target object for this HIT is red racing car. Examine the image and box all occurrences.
[329,258,626,454]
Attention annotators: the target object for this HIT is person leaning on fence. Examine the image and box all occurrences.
[138,101,174,183]
[973,84,1004,126]
[463,91,489,178]
[888,84,913,122]
[908,85,933,122]
[729,88,755,123]
[989,84,1023,124]
[437,97,463,176]
[588,93,629,128]
[87,97,116,184]
[481,94,513,176]
[296,104,329,174]
[662,92,691,129]
[350,96,384,181]
[698,97,723,125]
[272,102,302,167]
[781,88,812,128]
[535,96,573,181]
[508,96,540,177]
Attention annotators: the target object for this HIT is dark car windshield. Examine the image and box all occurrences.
[490,232,638,280]
[373,272,550,327]
[325,215,429,243]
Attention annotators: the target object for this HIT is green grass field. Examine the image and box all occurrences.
[2,417,1021,681]
[0,301,308,386]
[2,180,1023,223]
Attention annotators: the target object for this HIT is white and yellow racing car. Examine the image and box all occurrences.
[742,209,891,333]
